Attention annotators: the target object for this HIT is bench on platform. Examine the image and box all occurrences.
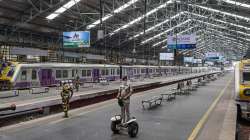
[209,75,217,81]
[160,91,176,101]
[197,78,206,86]
[0,90,19,99]
[190,81,199,90]
[30,87,49,94]
[99,78,109,85]
[142,96,163,109]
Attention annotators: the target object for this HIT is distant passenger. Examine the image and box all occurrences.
[74,75,80,92]
[117,76,133,123]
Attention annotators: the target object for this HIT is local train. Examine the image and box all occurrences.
[0,62,211,90]
[235,59,250,120]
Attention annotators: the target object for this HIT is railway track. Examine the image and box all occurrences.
[237,118,250,140]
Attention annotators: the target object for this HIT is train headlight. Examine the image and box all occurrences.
[244,89,250,96]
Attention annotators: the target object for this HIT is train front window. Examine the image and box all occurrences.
[243,72,250,82]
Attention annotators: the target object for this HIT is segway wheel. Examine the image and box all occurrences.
[128,121,139,138]
[111,121,120,134]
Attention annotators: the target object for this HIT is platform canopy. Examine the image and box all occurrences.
[0,0,250,60]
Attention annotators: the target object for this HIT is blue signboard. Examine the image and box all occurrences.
[63,31,90,48]
[168,44,196,49]
[205,52,223,62]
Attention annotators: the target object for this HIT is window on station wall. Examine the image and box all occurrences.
[32,70,37,80]
[63,70,68,78]
[82,69,87,77]
[56,70,62,78]
[21,70,27,80]
[87,70,91,77]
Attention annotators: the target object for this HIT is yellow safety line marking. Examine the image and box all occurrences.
[187,77,233,140]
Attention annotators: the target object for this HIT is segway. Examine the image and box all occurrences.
[110,99,139,137]
[111,115,139,137]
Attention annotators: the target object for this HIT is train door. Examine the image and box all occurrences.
[128,67,133,79]
[40,69,53,86]
[93,69,99,82]
[146,67,149,77]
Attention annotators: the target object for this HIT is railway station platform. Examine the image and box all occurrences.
[0,72,236,140]
[0,72,218,116]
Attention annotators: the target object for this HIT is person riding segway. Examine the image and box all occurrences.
[110,76,139,137]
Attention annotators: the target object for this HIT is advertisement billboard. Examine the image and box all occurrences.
[167,34,196,49]
[63,31,90,48]
[159,53,174,60]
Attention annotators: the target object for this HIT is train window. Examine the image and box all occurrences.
[72,69,75,77]
[134,69,136,74]
[32,70,37,80]
[82,70,87,77]
[56,70,62,78]
[87,70,91,77]
[117,69,120,75]
[110,69,113,75]
[101,69,105,75]
[63,70,68,78]
[106,69,109,75]
[21,70,27,80]
[243,72,250,82]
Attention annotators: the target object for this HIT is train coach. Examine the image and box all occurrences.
[0,62,209,90]
[235,59,250,120]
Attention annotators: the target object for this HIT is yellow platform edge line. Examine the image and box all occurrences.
[187,78,233,140]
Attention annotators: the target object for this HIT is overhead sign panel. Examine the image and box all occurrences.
[193,59,202,64]
[205,52,220,59]
[205,52,224,62]
[184,57,194,63]
[167,34,196,49]
[63,31,90,48]
[159,53,174,60]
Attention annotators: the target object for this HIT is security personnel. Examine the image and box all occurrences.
[60,82,73,118]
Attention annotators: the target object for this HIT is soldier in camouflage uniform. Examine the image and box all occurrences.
[60,82,73,118]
